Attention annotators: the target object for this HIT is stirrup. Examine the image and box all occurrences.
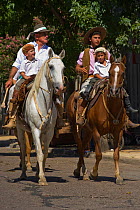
[126,107,138,114]
[76,114,86,126]
[2,118,16,129]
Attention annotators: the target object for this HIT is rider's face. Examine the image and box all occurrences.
[96,52,105,63]
[89,34,101,47]
[25,49,35,61]
[35,32,49,45]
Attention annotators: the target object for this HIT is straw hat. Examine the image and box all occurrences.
[95,47,108,60]
[22,44,35,55]
[95,47,107,54]
[84,27,106,45]
[26,24,49,40]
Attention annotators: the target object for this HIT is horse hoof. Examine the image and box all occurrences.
[39,180,48,186]
[89,172,98,180]
[73,169,80,178]
[116,177,124,185]
[26,167,33,173]
[83,174,90,181]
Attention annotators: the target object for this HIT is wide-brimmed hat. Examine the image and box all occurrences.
[26,24,49,40]
[95,47,108,60]
[22,44,35,55]
[84,27,106,45]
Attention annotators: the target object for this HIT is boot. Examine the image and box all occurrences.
[126,120,140,129]
[124,95,138,113]
[80,85,92,101]
[76,98,88,125]
[2,102,17,129]
[10,89,19,104]
[55,103,65,129]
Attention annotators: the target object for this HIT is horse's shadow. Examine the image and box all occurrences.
[7,166,68,184]
[8,175,68,184]
[70,175,136,184]
[0,152,20,157]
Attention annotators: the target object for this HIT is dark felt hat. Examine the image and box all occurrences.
[84,27,107,45]
[26,24,49,40]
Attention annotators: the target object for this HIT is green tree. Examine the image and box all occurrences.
[0,0,140,82]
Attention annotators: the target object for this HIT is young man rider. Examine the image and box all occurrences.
[75,27,138,126]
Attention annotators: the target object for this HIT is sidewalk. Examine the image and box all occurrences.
[0,135,140,162]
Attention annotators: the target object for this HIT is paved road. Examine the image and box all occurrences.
[0,139,140,210]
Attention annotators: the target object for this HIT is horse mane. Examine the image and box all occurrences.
[29,61,49,96]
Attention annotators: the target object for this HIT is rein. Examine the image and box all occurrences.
[33,91,52,130]
[101,88,124,125]
[33,56,62,130]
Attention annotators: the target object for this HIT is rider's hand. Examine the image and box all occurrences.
[77,66,88,75]
[5,79,13,88]
[24,75,31,80]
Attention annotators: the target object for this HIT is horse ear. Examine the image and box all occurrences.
[59,49,65,59]
[48,48,54,58]
[121,55,126,65]
[110,55,115,63]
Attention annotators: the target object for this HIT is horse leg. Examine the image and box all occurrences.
[32,127,47,185]
[24,131,33,172]
[73,125,89,180]
[17,127,27,180]
[42,130,53,172]
[90,130,102,180]
[113,130,124,185]
[81,127,93,180]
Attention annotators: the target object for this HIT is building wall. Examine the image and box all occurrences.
[126,52,140,127]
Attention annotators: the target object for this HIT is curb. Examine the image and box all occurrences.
[0,138,17,147]
[0,136,140,163]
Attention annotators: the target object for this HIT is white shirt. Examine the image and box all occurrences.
[19,59,41,76]
[12,41,54,70]
[13,70,21,80]
[77,48,111,75]
[94,60,111,77]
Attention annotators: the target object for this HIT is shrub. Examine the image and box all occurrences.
[0,35,27,85]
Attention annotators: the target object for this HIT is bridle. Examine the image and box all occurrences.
[101,62,125,125]
[107,62,125,98]
[33,56,64,129]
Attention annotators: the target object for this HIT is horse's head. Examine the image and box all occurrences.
[108,57,126,97]
[48,49,65,95]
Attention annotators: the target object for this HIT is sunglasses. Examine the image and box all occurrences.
[37,32,48,37]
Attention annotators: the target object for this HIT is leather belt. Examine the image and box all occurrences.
[88,75,94,78]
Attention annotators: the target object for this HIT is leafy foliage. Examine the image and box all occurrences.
[0,35,27,84]
[0,0,140,83]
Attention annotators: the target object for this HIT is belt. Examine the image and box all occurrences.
[88,75,94,78]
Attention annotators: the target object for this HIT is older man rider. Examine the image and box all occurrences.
[3,23,64,129]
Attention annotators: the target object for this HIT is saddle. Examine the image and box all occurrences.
[74,78,108,114]
[17,76,36,131]
[87,78,108,111]
[18,75,36,103]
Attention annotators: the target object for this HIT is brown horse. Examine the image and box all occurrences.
[66,59,126,184]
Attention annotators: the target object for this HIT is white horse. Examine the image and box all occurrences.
[16,49,65,185]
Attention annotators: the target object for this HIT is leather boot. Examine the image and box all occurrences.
[10,90,19,104]
[2,102,17,129]
[124,95,138,113]
[76,98,88,125]
[55,103,65,129]
[126,120,140,129]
